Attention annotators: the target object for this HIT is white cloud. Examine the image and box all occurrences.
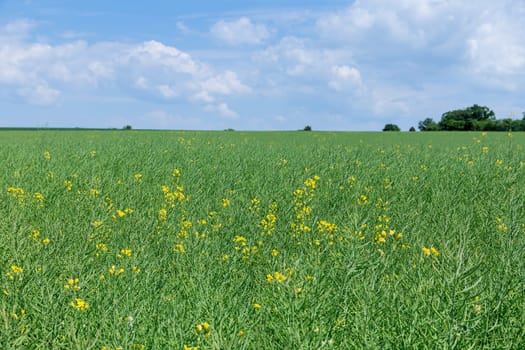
[255,36,361,93]
[466,11,525,90]
[211,17,270,45]
[206,102,238,119]
[0,23,249,116]
[17,83,61,105]
[200,71,251,95]
[124,40,206,76]
[329,65,362,91]
[0,18,37,41]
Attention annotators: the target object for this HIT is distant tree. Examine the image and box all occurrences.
[303,125,312,131]
[123,125,133,130]
[409,126,416,132]
[417,106,525,132]
[418,118,439,131]
[438,105,495,131]
[383,124,400,131]
[495,118,513,131]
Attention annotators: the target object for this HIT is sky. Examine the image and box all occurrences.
[0,0,524,131]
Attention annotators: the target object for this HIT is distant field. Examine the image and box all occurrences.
[1,130,524,349]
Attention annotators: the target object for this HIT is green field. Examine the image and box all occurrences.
[1,130,524,349]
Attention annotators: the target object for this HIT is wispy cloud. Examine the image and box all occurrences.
[211,16,270,45]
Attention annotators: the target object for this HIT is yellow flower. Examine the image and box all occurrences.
[134,173,143,181]
[10,265,23,274]
[274,271,287,283]
[120,249,132,257]
[64,278,80,290]
[422,247,431,256]
[92,221,104,229]
[222,198,230,208]
[69,298,89,312]
[174,243,186,253]
[64,180,73,191]
[271,249,279,257]
[42,237,51,245]
[357,194,368,205]
[159,208,167,221]
[253,303,261,309]
[43,151,51,160]
[239,330,245,337]
[430,247,439,257]
[33,192,44,204]
[31,229,41,240]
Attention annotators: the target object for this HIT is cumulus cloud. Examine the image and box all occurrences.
[200,71,251,95]
[211,17,270,45]
[206,102,238,119]
[0,22,249,114]
[17,83,61,106]
[465,5,525,90]
[255,36,361,93]
[329,65,362,91]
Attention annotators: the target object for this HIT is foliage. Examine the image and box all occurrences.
[439,104,494,131]
[419,105,525,131]
[303,125,312,131]
[418,117,439,131]
[382,123,400,131]
[0,130,523,348]
[409,126,416,132]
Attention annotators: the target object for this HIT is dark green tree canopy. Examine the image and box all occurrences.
[417,105,525,131]
[418,118,439,131]
[383,124,400,131]
[439,105,495,131]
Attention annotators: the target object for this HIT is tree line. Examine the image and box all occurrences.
[382,105,525,132]
[418,105,525,131]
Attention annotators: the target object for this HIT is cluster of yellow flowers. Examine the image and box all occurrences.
[267,271,287,284]
[496,217,508,233]
[259,201,278,235]
[64,278,81,291]
[69,298,89,312]
[162,185,186,207]
[114,208,134,219]
[422,246,439,257]
[6,187,44,206]
[291,176,320,236]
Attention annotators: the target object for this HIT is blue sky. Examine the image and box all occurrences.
[1,0,524,130]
